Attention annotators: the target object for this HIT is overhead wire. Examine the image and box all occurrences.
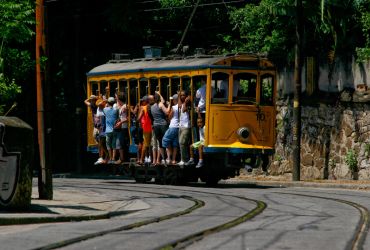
[141,0,247,12]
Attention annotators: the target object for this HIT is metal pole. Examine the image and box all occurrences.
[293,0,303,181]
[36,0,53,199]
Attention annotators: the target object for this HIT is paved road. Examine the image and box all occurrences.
[1,178,369,250]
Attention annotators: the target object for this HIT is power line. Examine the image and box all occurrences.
[141,0,247,12]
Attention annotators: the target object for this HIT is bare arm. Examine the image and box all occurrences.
[137,106,143,121]
[160,102,170,115]
[84,99,91,106]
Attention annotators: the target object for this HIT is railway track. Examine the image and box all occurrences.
[30,184,266,250]
[11,180,369,250]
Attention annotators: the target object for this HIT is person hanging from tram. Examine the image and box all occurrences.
[178,90,191,166]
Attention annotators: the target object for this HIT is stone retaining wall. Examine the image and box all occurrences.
[271,99,370,180]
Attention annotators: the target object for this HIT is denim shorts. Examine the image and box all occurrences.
[162,127,179,148]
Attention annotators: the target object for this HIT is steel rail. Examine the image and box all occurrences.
[31,191,204,250]
[277,192,369,250]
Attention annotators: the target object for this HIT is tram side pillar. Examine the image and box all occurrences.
[0,117,34,210]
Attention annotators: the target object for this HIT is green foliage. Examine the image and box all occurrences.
[224,0,364,64]
[262,78,273,100]
[225,0,295,63]
[0,0,35,43]
[356,0,370,61]
[365,143,370,158]
[345,149,358,172]
[0,0,34,113]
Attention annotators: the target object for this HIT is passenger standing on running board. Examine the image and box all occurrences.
[162,94,179,165]
[104,97,119,164]
[150,92,169,166]
[178,90,191,166]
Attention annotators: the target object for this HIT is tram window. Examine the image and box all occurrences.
[182,77,191,96]
[109,81,118,97]
[118,80,128,102]
[211,72,228,104]
[118,80,127,95]
[234,73,257,105]
[100,81,108,98]
[140,78,148,97]
[91,82,99,96]
[160,78,170,101]
[150,78,159,96]
[171,77,180,96]
[260,74,274,106]
[129,80,138,106]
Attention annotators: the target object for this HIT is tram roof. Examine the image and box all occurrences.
[87,54,273,77]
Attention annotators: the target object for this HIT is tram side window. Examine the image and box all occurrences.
[182,77,191,96]
[211,72,229,104]
[100,81,108,98]
[109,81,118,97]
[260,74,274,106]
[160,78,170,101]
[91,82,99,96]
[150,78,159,96]
[234,73,257,105]
[129,80,138,106]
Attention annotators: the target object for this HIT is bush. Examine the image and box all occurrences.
[345,149,358,172]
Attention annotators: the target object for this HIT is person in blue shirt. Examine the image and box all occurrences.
[104,97,118,164]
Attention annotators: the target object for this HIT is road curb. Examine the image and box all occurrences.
[0,209,137,226]
[223,179,370,190]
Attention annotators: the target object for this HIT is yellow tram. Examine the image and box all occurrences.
[86,52,276,184]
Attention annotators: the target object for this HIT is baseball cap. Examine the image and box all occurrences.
[108,97,115,104]
[170,94,178,100]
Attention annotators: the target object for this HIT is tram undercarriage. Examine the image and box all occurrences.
[100,152,270,186]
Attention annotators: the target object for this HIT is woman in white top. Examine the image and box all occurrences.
[162,94,179,164]
[178,90,191,166]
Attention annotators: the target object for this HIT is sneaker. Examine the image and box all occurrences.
[145,157,149,163]
[177,161,185,166]
[195,161,204,168]
[245,164,253,173]
[185,159,195,166]
[94,158,104,165]
[115,159,122,165]
[166,159,171,164]
[108,160,115,164]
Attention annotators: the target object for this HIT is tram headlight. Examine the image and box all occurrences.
[237,127,250,143]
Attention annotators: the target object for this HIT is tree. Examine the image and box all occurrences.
[0,0,34,115]
[225,0,364,66]
[356,0,370,61]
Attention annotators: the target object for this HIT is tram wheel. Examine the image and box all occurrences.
[205,176,220,186]
[134,177,146,183]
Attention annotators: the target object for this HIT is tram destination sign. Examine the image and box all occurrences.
[0,123,20,205]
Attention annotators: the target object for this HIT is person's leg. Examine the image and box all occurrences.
[172,147,178,164]
[196,145,204,168]
[101,136,109,163]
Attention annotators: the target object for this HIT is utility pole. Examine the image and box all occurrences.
[36,0,53,199]
[292,0,303,181]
